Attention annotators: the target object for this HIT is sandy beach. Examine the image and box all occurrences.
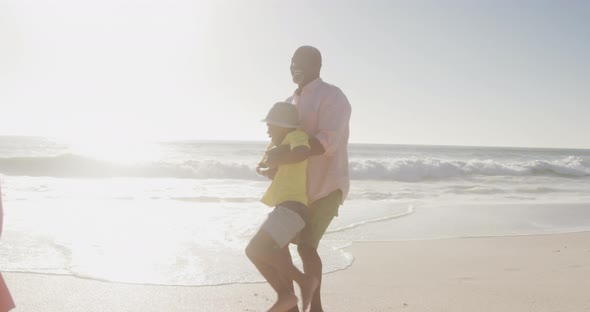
[3,231,590,312]
[2,1,590,311]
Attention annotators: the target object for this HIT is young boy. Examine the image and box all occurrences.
[246,102,318,312]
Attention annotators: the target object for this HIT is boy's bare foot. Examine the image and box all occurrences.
[267,293,298,312]
[299,276,319,312]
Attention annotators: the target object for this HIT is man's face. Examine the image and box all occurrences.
[290,56,305,85]
[290,52,315,85]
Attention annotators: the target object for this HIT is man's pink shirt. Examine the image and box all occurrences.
[287,78,351,205]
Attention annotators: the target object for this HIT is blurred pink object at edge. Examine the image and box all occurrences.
[0,183,15,312]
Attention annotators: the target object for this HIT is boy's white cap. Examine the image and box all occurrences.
[262,102,300,128]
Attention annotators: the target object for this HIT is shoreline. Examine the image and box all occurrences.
[3,228,588,289]
[4,230,590,311]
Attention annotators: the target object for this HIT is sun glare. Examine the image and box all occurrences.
[61,135,164,164]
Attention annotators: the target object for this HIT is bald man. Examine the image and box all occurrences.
[266,46,351,312]
[290,45,351,312]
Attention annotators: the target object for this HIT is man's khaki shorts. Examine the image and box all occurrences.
[296,190,342,249]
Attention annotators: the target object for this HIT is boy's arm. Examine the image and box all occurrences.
[264,145,310,168]
[256,162,278,179]
[256,142,278,179]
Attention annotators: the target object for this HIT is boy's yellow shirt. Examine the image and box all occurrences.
[261,130,309,207]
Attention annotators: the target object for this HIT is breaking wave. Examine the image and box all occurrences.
[1,154,589,181]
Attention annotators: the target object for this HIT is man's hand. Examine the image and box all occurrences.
[309,136,326,156]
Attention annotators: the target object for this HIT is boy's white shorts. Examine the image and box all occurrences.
[260,205,306,248]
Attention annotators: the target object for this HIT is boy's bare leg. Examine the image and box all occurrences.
[246,252,286,293]
[267,293,298,312]
[283,247,301,312]
[248,258,300,312]
[269,247,301,312]
[247,235,290,295]
[298,245,324,312]
[258,238,317,311]
[246,232,298,311]
[247,231,317,311]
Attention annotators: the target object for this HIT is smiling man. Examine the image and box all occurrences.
[289,45,352,312]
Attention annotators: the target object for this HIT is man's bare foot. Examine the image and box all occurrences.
[267,293,298,312]
[299,276,319,311]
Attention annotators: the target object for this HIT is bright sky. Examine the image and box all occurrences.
[1,0,589,148]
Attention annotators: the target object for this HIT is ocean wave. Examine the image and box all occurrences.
[350,156,590,181]
[444,186,507,195]
[0,154,258,179]
[1,154,589,181]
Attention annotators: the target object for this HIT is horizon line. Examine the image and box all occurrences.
[0,135,588,151]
